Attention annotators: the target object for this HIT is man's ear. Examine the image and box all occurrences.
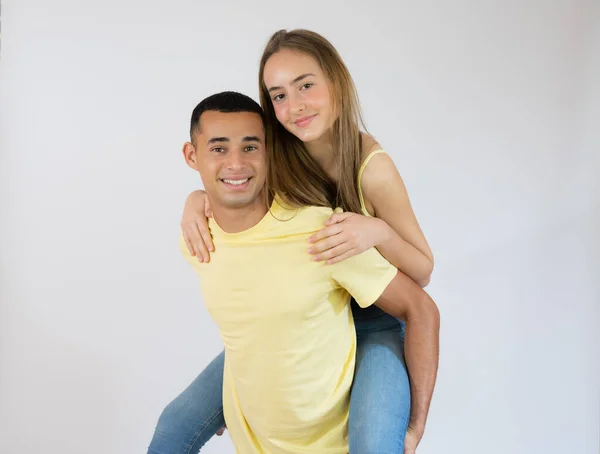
[182,142,199,170]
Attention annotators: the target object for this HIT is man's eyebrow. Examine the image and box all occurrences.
[242,136,262,143]
[207,137,229,144]
[268,73,316,92]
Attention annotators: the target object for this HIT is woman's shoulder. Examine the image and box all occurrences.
[358,133,403,200]
[357,134,392,215]
[359,133,389,175]
[360,133,383,162]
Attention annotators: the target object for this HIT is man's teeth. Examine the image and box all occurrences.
[222,178,249,185]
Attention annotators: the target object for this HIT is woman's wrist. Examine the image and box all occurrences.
[373,217,393,247]
[184,190,206,211]
[186,189,206,201]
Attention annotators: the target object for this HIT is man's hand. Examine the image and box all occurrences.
[404,426,423,454]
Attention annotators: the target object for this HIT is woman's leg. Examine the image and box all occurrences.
[147,351,225,454]
[349,310,410,454]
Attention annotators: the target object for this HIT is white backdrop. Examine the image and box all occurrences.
[1,1,598,453]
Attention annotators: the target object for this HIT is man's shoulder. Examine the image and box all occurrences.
[272,194,338,219]
[270,197,338,232]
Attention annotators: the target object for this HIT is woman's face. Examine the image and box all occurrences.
[263,49,336,143]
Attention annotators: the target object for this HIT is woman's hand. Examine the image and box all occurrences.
[308,212,389,264]
[181,190,214,263]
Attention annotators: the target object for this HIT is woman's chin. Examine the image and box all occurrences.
[293,128,325,144]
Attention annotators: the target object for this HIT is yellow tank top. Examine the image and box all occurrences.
[357,149,386,217]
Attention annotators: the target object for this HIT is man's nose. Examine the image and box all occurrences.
[226,150,245,170]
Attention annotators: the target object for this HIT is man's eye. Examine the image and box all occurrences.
[244,145,257,152]
[212,147,225,153]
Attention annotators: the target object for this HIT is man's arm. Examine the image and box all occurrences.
[374,270,440,444]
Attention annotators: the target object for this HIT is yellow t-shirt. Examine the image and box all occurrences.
[179,197,397,454]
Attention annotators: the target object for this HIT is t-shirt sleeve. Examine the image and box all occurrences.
[329,247,397,308]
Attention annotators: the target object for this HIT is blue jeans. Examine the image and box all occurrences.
[147,302,410,453]
[349,302,411,453]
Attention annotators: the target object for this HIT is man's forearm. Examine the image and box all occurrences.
[403,293,440,436]
[374,272,440,437]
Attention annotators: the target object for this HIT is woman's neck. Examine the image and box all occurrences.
[304,131,338,182]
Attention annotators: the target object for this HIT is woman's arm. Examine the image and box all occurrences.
[181,190,214,263]
[361,152,434,287]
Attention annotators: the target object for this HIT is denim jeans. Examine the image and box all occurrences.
[147,302,410,453]
[349,302,410,453]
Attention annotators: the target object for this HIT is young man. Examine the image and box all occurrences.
[149,92,439,453]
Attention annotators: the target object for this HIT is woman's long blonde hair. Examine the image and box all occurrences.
[258,29,368,214]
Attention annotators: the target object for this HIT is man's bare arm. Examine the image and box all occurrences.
[374,270,440,443]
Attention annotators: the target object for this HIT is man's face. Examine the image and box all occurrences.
[186,111,266,211]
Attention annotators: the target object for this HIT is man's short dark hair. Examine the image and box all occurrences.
[190,91,265,142]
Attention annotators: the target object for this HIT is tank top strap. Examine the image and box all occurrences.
[357,149,386,217]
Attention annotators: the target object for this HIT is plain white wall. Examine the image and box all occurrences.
[1,1,598,453]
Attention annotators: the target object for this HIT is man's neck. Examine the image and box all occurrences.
[211,192,269,234]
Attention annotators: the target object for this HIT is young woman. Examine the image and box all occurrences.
[149,29,437,454]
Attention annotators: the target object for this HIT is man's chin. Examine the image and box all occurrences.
[220,194,260,210]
